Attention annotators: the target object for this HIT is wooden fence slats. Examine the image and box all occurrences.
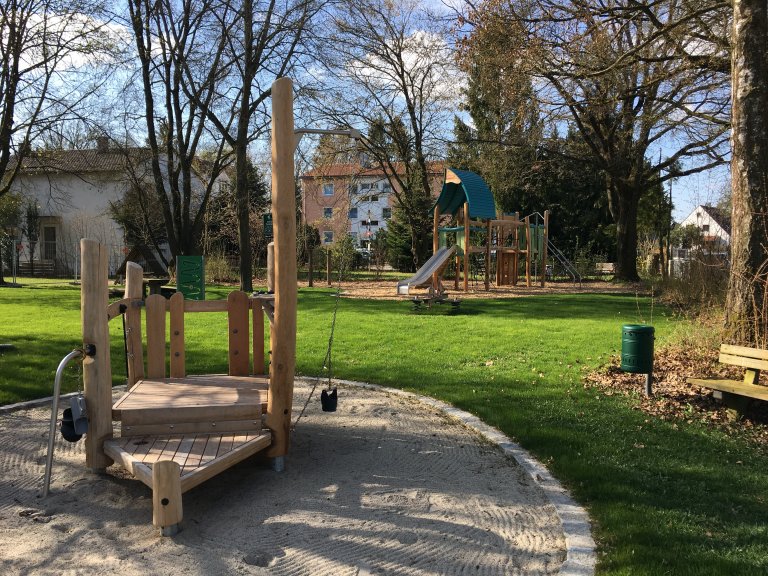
[228,291,250,376]
[169,293,185,378]
[146,294,166,379]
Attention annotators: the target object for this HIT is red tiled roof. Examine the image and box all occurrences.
[301,161,444,179]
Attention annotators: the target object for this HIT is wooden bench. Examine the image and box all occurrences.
[595,262,615,276]
[688,344,768,415]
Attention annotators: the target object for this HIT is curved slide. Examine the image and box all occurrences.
[396,246,456,296]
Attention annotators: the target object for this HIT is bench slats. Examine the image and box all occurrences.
[688,378,768,402]
[721,343,768,361]
[718,352,768,372]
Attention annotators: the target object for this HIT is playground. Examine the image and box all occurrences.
[1,79,768,576]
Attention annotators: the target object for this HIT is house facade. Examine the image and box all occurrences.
[6,141,227,277]
[7,142,147,276]
[671,204,731,274]
[300,162,444,249]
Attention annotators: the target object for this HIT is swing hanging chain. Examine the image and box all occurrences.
[292,248,347,430]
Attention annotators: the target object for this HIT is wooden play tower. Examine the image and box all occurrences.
[432,168,550,291]
[78,78,297,535]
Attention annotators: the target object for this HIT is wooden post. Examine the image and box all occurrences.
[524,215,531,287]
[266,77,297,459]
[432,205,440,292]
[512,214,519,286]
[326,248,332,286]
[454,209,460,290]
[485,219,491,291]
[541,210,549,287]
[152,460,182,536]
[125,261,144,387]
[463,201,470,292]
[80,239,113,471]
[267,241,275,292]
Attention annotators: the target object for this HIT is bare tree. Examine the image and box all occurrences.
[196,0,321,291]
[724,0,768,345]
[0,0,115,197]
[316,0,457,267]
[126,0,234,260]
[462,0,730,280]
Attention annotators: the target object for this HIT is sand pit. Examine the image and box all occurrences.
[0,380,592,575]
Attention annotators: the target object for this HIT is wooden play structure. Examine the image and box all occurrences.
[431,168,550,292]
[77,78,297,535]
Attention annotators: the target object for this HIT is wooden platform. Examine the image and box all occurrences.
[113,375,269,435]
[105,430,272,493]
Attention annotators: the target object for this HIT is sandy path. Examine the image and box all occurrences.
[1,381,569,575]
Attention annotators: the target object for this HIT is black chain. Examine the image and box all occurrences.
[292,250,346,429]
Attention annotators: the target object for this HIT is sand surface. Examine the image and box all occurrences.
[1,381,567,575]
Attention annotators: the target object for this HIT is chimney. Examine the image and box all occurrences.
[97,136,109,152]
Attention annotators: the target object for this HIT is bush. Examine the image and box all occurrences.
[206,253,238,283]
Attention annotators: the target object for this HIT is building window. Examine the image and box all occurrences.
[348,207,358,219]
[323,207,333,219]
[323,183,334,196]
[382,207,392,220]
[323,231,334,244]
[370,195,379,202]
[363,220,379,227]
[702,224,710,232]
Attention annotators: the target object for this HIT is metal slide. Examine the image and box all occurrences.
[396,246,456,295]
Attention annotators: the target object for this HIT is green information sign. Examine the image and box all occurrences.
[263,213,273,241]
[177,255,205,300]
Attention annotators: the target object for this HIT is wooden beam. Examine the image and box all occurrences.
[153,460,183,535]
[228,291,250,376]
[525,215,531,287]
[146,294,166,379]
[169,293,185,378]
[485,219,491,291]
[463,201,469,292]
[266,77,297,458]
[541,210,549,287]
[80,239,113,470]
[253,300,265,374]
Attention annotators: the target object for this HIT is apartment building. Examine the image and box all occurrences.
[300,162,443,249]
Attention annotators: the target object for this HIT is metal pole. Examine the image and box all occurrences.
[41,349,84,498]
[645,373,653,397]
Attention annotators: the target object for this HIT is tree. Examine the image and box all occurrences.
[317,0,456,267]
[0,192,22,284]
[126,0,235,262]
[461,0,730,280]
[0,0,115,197]
[723,0,768,345]
[22,201,39,274]
[195,0,319,291]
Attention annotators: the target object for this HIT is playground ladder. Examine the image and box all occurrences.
[547,239,582,285]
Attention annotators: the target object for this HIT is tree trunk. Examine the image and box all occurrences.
[724,0,768,346]
[611,183,641,282]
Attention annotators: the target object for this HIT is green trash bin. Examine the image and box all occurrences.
[621,324,654,374]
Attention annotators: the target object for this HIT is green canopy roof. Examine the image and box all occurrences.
[434,169,496,220]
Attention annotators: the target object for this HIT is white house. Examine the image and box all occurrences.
[671,204,731,274]
[7,140,227,277]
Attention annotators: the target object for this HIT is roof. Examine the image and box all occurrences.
[8,147,149,176]
[433,168,496,220]
[301,161,444,179]
[700,205,731,235]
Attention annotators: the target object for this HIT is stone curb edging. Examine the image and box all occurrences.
[327,378,597,576]
[2,379,596,575]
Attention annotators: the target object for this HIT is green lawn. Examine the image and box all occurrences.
[0,281,766,575]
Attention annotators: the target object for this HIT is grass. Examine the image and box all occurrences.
[1,280,767,574]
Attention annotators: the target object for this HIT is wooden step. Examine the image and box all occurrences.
[112,375,269,429]
[104,430,272,494]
